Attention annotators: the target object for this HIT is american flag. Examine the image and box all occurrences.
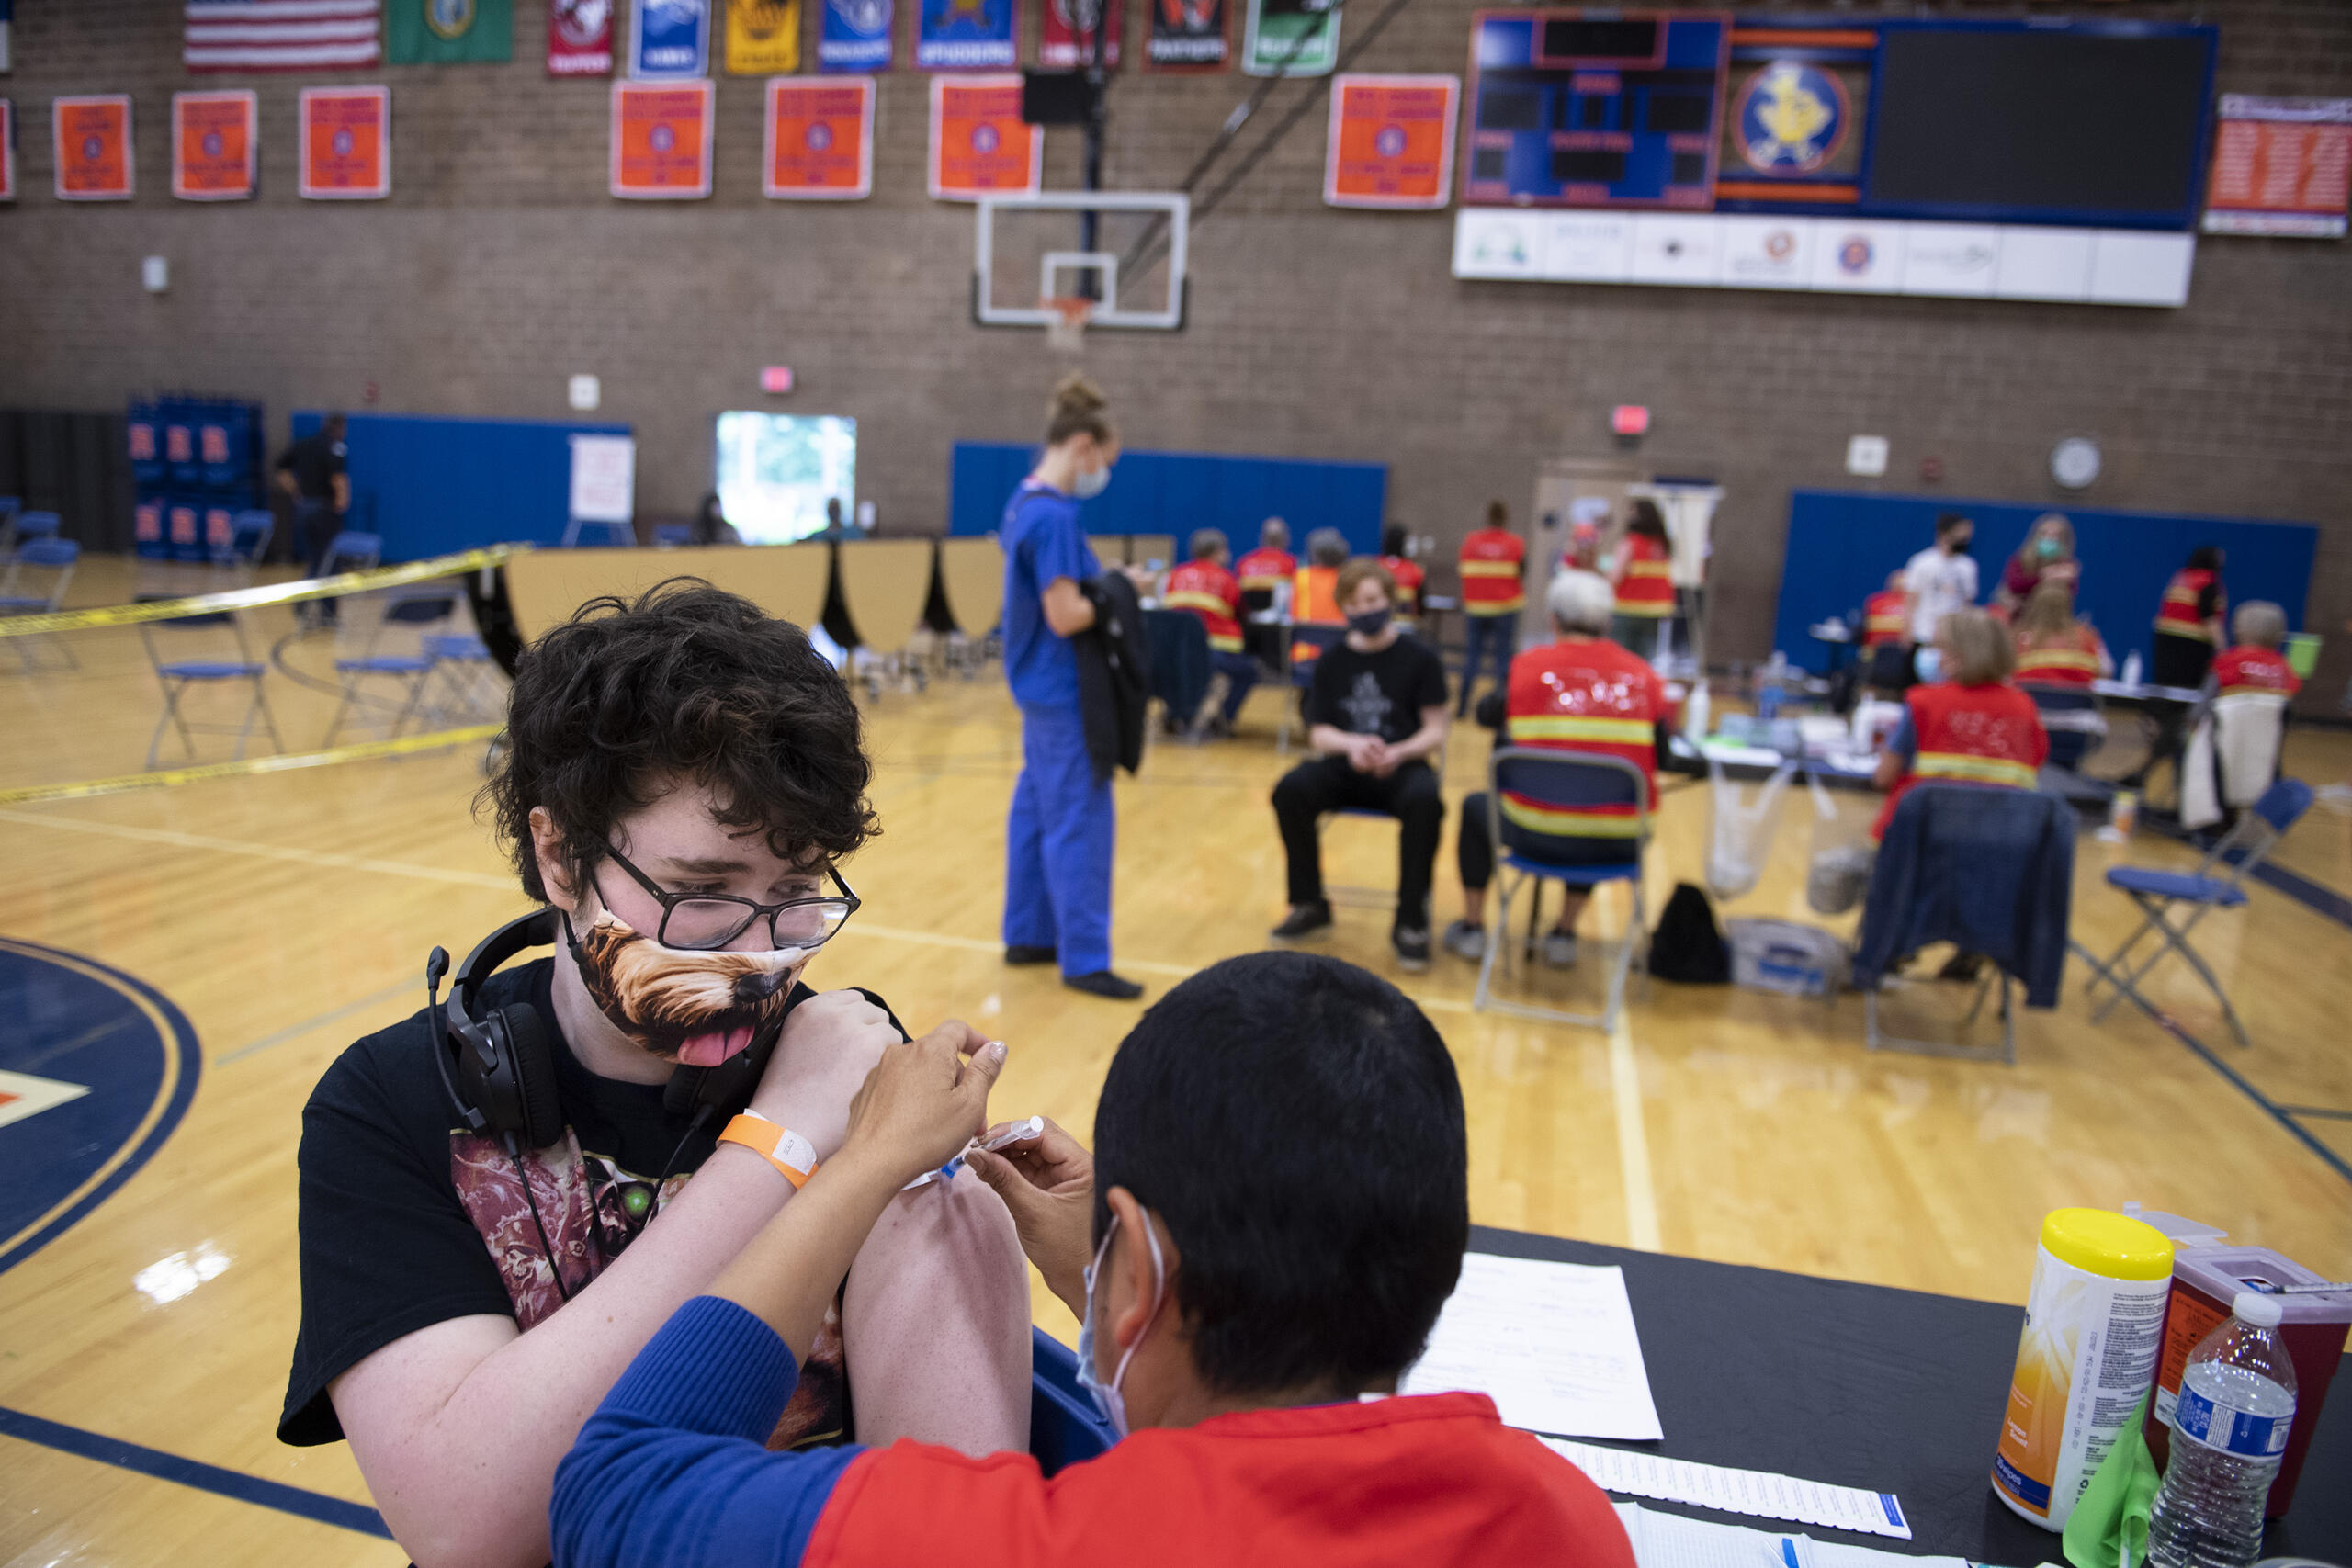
[184,0,382,73]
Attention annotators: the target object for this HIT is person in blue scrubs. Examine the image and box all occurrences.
[1000,375,1142,1000]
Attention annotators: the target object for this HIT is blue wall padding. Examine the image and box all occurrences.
[1770,489,2317,674]
[949,443,1389,560]
[294,410,634,563]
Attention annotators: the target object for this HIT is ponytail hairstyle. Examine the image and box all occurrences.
[1485,500,1509,529]
[1625,498,1669,547]
[1045,372,1116,449]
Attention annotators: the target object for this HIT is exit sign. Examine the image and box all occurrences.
[761,366,795,395]
[1611,404,1650,436]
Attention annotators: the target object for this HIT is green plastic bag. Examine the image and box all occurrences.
[2063,1393,2162,1568]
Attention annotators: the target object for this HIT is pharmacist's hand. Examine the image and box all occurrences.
[839,1021,1003,1186]
[967,1117,1095,1315]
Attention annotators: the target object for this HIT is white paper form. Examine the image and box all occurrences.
[1548,1440,1917,1542]
[1398,1254,1664,1441]
[1607,1501,1962,1568]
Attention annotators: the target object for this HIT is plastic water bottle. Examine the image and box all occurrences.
[2121,649,2144,688]
[2145,1291,2297,1568]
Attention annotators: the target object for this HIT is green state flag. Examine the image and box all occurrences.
[387,0,514,64]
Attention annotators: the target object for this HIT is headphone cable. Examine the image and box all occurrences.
[506,1134,578,1304]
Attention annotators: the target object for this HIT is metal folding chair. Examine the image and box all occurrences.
[11,511,62,545]
[212,509,275,575]
[422,632,505,724]
[138,601,285,769]
[324,586,457,746]
[1472,748,1651,1033]
[2074,777,2315,1049]
[1,538,82,671]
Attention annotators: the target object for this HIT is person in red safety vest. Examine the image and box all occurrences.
[1608,499,1674,657]
[1161,529,1260,734]
[1380,523,1426,616]
[1871,609,2048,842]
[1860,571,1914,694]
[2011,581,2110,690]
[1443,570,1669,970]
[2209,603,2301,701]
[2152,545,2227,690]
[1233,517,1296,606]
[1456,500,1526,717]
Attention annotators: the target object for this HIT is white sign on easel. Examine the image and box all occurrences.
[569,434,637,528]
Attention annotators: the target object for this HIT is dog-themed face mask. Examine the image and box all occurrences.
[565,908,806,1066]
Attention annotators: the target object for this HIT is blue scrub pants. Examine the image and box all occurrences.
[1459,611,1519,716]
[1003,703,1115,977]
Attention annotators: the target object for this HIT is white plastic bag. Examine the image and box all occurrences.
[1724,918,1849,997]
[1804,769,1878,916]
[1704,757,1797,901]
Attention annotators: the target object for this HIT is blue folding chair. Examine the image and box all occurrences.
[423,631,505,723]
[138,599,284,769]
[325,586,458,745]
[2074,777,2315,1050]
[1029,1328,1117,1475]
[213,509,275,571]
[0,538,82,671]
[1472,748,1651,1032]
[1276,622,1342,755]
[303,531,382,626]
[12,511,62,547]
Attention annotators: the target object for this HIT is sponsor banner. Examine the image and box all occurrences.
[299,85,390,198]
[53,96,133,201]
[1323,73,1455,209]
[611,78,715,197]
[1239,0,1335,78]
[1145,0,1227,73]
[927,73,1038,199]
[1039,0,1119,70]
[172,89,257,200]
[387,0,513,64]
[913,0,1015,72]
[820,0,893,72]
[631,0,712,77]
[0,101,16,204]
[764,76,873,198]
[548,0,615,74]
[728,0,802,73]
[2202,95,2351,239]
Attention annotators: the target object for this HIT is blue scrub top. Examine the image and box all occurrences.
[1000,479,1100,710]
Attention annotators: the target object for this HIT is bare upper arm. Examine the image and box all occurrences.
[1041,577,1093,637]
[330,1313,518,1474]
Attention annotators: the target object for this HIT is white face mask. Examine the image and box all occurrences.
[1915,647,1944,683]
[1072,461,1113,501]
[1074,1212,1165,1439]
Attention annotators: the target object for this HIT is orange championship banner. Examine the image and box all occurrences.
[1323,73,1457,210]
[53,96,134,201]
[0,101,16,205]
[927,74,1040,202]
[611,79,715,199]
[173,90,257,201]
[299,85,390,199]
[764,78,873,200]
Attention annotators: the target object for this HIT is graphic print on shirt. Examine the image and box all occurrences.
[1340,671,1394,735]
[450,1128,849,1447]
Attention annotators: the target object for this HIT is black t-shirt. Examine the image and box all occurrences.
[1306,634,1448,746]
[278,957,899,1450]
[275,431,345,500]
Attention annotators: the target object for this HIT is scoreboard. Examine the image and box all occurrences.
[1461,10,1732,209]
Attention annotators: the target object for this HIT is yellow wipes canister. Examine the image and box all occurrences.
[1992,1208,2175,1530]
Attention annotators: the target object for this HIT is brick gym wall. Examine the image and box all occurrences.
[0,0,2346,694]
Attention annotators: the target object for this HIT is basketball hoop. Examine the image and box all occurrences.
[1044,295,1093,353]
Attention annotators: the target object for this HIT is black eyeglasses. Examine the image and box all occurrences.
[595,843,861,953]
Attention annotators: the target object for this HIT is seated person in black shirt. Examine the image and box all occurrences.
[278,582,1030,1568]
[1270,560,1452,971]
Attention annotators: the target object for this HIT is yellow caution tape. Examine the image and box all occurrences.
[0,725,504,806]
[0,544,525,638]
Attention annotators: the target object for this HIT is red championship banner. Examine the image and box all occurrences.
[764,77,874,200]
[0,101,16,205]
[1324,73,1456,209]
[927,74,1039,201]
[173,90,258,201]
[2202,94,2351,239]
[611,80,715,199]
[1039,0,1121,69]
[54,96,135,201]
[549,0,615,75]
[299,85,390,199]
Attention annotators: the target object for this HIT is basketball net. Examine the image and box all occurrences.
[1044,295,1092,353]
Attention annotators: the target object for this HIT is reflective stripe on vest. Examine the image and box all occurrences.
[1461,560,1521,578]
[2015,645,2100,682]
[1862,592,1906,647]
[1914,750,2037,789]
[1499,793,1644,837]
[1510,715,1654,746]
[2154,570,2219,642]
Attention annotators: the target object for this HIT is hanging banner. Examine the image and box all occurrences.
[820,0,893,72]
[173,89,257,201]
[764,76,873,198]
[548,0,615,74]
[0,0,13,75]
[928,73,1038,198]
[631,0,712,77]
[728,0,803,73]
[1146,0,1227,73]
[1239,0,1335,77]
[53,96,134,201]
[1039,0,1119,69]
[914,0,1015,72]
[299,85,390,198]
[0,101,15,204]
[611,78,715,197]
[387,0,513,63]
[2203,95,2351,239]
[1324,73,1455,209]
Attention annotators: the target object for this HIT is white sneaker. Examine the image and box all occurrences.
[1442,920,1487,962]
[1541,931,1578,968]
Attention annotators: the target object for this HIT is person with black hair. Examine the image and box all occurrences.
[549,953,1638,1568]
[2152,544,2227,690]
[274,411,349,576]
[690,492,742,547]
[279,581,1032,1568]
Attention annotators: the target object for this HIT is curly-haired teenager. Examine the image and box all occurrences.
[279,581,1031,1568]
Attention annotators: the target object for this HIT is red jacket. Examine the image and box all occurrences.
[1874,681,2048,840]
[1381,554,1426,608]
[808,1392,1638,1568]
[2154,568,2222,643]
[2013,625,2103,688]
[1163,559,1244,653]
[2211,645,2300,699]
[1459,527,1525,616]
[1234,547,1296,595]
[1861,589,1908,649]
[1500,637,1667,839]
[1611,533,1674,617]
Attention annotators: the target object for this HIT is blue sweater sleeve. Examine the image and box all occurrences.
[552,1296,865,1568]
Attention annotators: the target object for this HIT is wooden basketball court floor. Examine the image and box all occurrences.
[3,559,2348,1565]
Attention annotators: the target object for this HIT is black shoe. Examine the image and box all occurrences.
[1393,925,1431,973]
[1270,902,1333,941]
[1064,970,1144,999]
[1004,944,1057,966]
